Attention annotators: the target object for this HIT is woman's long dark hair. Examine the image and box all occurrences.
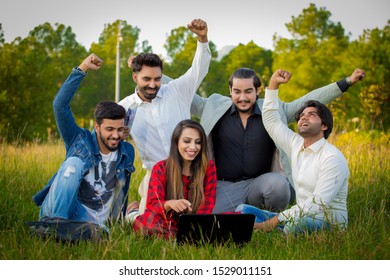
[166,119,209,213]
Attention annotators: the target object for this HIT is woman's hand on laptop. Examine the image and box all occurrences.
[164,199,193,214]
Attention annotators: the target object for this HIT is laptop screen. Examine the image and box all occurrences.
[176,213,255,245]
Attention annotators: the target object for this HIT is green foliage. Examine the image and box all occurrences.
[272,3,349,102]
[203,41,272,97]
[269,3,389,131]
[164,26,193,60]
[91,20,140,65]
[163,26,218,79]
[75,20,141,118]
[0,22,87,142]
[0,133,388,259]
[337,21,390,130]
[162,25,218,97]
[286,3,346,40]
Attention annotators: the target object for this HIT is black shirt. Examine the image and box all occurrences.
[212,104,275,181]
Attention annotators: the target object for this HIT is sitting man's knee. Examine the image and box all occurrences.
[247,173,291,211]
[60,157,84,178]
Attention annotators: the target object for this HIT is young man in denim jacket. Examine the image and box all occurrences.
[32,54,135,236]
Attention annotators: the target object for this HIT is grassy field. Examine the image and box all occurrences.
[0,131,389,260]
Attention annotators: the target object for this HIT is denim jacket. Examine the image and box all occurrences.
[32,68,135,218]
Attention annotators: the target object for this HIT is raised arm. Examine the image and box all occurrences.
[53,53,103,147]
[263,69,297,157]
[168,19,211,105]
[282,68,366,123]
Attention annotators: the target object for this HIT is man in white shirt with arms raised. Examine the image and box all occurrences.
[119,19,211,216]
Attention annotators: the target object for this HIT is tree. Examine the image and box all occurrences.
[164,26,193,61]
[164,26,218,75]
[272,3,349,102]
[340,22,390,130]
[203,41,272,97]
[163,25,218,97]
[73,20,142,120]
[0,23,87,142]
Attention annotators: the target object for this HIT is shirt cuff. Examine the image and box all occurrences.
[73,67,87,75]
[197,40,211,52]
[265,88,279,100]
[336,78,350,92]
[278,212,286,222]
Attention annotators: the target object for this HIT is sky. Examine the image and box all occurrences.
[1,0,389,58]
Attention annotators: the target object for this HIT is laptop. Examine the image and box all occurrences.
[176,213,255,245]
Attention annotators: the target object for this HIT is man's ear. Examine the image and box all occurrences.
[132,72,137,83]
[94,122,100,132]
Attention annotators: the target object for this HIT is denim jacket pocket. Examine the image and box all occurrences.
[69,141,90,159]
[125,164,136,174]
[67,140,96,171]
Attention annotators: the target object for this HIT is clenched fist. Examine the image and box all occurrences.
[187,18,208,43]
[78,53,103,72]
[268,69,292,90]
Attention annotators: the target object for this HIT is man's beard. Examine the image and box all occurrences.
[237,107,252,113]
[298,125,320,138]
[236,100,253,113]
[138,85,159,100]
[99,131,119,152]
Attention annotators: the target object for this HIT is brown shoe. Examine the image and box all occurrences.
[126,201,140,215]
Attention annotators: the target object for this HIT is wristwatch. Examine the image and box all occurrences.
[345,77,352,86]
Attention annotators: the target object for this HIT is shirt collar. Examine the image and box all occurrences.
[300,137,326,152]
[134,86,163,104]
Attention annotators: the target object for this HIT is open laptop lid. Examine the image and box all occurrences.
[176,213,255,245]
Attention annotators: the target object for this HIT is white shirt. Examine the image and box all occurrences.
[119,41,211,169]
[263,89,349,227]
[81,150,119,225]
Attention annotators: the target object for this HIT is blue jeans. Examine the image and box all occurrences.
[236,204,330,234]
[40,157,93,223]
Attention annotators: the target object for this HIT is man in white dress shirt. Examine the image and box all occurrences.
[119,19,211,215]
[236,68,365,234]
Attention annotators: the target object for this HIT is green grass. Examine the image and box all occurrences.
[0,132,389,260]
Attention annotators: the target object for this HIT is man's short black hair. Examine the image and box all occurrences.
[295,100,333,139]
[94,101,125,125]
[131,53,163,72]
[228,68,261,90]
